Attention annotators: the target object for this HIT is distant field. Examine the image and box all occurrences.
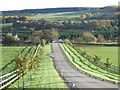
[0,23,13,29]
[79,45,118,66]
[9,44,68,88]
[32,11,89,21]
[56,10,90,16]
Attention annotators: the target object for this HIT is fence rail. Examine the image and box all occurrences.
[0,44,41,90]
[0,69,20,89]
[33,44,41,57]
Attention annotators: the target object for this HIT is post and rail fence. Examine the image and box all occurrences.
[0,44,41,90]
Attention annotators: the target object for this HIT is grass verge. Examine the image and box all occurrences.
[9,44,68,88]
[60,44,119,83]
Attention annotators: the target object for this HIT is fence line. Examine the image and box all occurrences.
[0,43,41,90]
[33,44,41,57]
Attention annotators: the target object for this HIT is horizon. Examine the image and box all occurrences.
[1,5,118,12]
[1,0,119,11]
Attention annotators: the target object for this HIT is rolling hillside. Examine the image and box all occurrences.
[2,6,118,16]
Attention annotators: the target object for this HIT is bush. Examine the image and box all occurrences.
[41,39,47,47]
[93,55,101,64]
[104,58,112,67]
[65,39,73,46]
[2,34,19,45]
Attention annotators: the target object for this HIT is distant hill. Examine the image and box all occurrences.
[1,6,118,16]
[99,6,118,12]
[1,7,101,16]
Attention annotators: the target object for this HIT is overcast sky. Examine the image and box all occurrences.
[1,0,119,11]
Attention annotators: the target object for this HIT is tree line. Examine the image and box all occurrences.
[2,28,59,45]
[2,17,119,45]
[1,16,32,23]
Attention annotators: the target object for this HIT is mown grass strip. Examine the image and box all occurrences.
[60,44,119,83]
[65,44,118,76]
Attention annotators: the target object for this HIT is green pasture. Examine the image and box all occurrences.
[32,11,89,21]
[1,46,36,75]
[9,44,68,88]
[56,10,90,16]
[79,45,118,66]
[32,13,79,21]
[0,23,13,29]
[32,13,57,20]
[60,44,119,83]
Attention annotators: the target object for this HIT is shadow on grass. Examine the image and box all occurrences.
[62,44,118,80]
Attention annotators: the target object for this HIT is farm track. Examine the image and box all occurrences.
[51,43,118,89]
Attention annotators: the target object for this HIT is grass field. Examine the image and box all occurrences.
[1,46,24,75]
[32,13,78,21]
[0,23,13,29]
[1,46,36,75]
[32,11,90,21]
[60,44,119,83]
[79,45,118,66]
[9,44,68,88]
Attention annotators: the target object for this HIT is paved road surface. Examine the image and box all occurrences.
[49,43,119,89]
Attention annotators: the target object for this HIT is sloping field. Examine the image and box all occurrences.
[1,46,36,75]
[32,11,89,21]
[9,44,68,88]
[1,46,24,75]
[79,45,118,66]
[0,23,13,29]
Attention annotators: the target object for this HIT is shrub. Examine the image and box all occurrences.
[104,58,112,67]
[93,55,101,64]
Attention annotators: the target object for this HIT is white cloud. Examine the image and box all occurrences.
[1,0,119,11]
